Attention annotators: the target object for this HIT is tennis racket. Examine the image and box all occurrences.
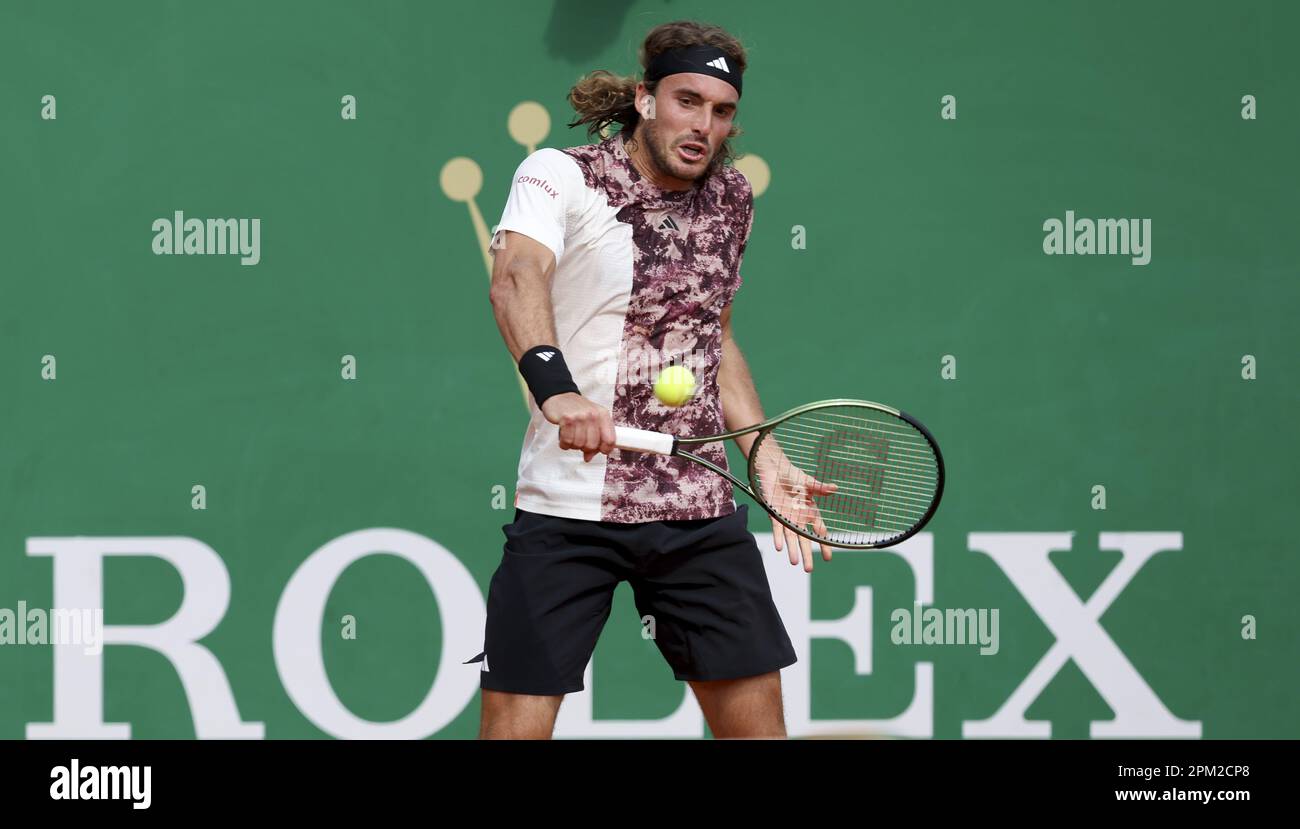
[614,399,944,549]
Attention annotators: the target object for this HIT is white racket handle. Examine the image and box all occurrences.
[614,426,677,456]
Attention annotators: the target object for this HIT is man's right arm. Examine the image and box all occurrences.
[488,230,615,462]
[487,229,561,362]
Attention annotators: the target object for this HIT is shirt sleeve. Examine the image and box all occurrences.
[489,149,570,265]
[732,176,755,284]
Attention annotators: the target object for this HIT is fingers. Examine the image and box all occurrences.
[769,512,828,572]
[772,517,799,565]
[770,517,789,560]
[791,474,836,568]
[798,531,814,573]
[582,418,598,462]
[808,478,839,496]
[598,413,617,457]
[561,418,595,460]
[812,511,833,561]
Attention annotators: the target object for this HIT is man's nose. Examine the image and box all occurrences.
[692,107,714,134]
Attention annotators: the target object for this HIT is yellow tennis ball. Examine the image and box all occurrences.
[654,365,696,406]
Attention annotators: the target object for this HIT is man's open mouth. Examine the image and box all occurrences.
[678,142,707,162]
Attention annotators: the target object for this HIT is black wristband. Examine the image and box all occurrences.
[518,345,580,407]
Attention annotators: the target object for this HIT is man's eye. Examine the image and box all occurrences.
[680,98,693,106]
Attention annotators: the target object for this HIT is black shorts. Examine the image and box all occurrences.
[469,503,797,695]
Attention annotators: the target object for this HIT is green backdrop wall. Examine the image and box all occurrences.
[1,0,1295,739]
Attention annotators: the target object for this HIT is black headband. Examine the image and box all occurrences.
[644,45,742,98]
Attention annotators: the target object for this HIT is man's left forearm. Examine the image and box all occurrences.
[719,333,765,457]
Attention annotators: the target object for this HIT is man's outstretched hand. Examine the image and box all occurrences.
[754,449,840,573]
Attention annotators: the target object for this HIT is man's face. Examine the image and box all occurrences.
[636,73,738,184]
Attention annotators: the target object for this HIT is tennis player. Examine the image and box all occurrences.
[472,20,833,740]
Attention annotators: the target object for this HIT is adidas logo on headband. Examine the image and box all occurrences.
[706,57,730,73]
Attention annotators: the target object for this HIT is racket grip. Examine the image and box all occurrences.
[614,426,676,456]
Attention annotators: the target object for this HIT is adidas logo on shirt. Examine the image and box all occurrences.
[706,56,730,73]
[658,215,679,232]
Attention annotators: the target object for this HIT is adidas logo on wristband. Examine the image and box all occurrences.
[536,351,556,361]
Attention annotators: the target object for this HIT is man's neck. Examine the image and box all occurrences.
[624,129,696,192]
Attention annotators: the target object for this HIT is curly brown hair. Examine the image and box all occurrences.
[566,20,748,174]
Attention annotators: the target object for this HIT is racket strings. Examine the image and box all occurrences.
[751,405,941,547]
